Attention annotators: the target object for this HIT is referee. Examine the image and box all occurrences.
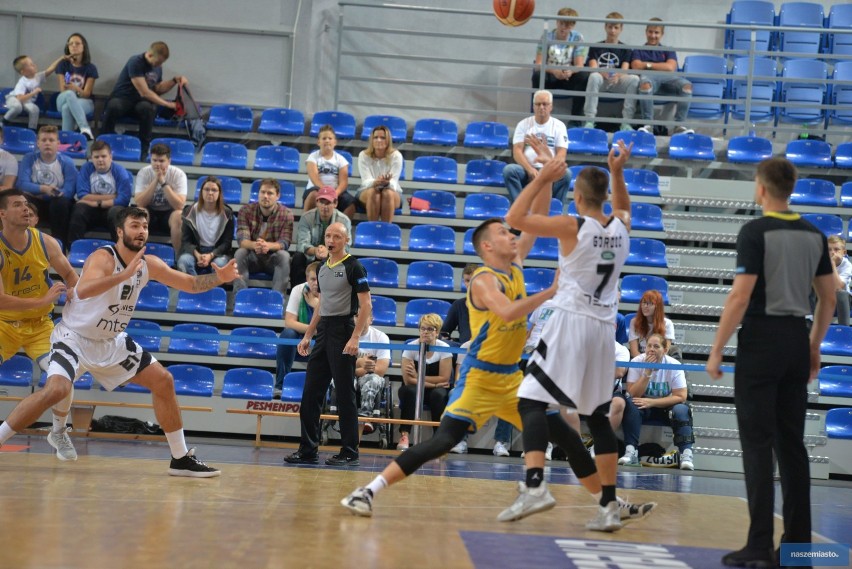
[706,157,835,568]
[285,222,372,467]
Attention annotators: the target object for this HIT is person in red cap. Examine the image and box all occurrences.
[291,185,352,286]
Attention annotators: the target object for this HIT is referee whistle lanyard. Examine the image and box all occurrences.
[412,340,428,445]
[326,254,350,268]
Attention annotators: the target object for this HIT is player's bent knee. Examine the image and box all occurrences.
[42,376,73,402]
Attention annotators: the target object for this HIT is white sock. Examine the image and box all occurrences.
[366,475,388,496]
[51,413,68,434]
[625,445,636,454]
[0,422,17,445]
[165,429,189,458]
[592,491,602,503]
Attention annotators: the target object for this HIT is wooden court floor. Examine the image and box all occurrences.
[0,438,848,569]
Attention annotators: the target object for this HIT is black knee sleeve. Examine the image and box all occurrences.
[395,416,470,476]
[518,397,550,453]
[586,405,618,456]
[546,414,597,479]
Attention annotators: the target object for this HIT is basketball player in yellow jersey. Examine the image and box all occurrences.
[0,189,79,460]
[340,153,562,518]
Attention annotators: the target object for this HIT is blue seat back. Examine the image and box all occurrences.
[729,57,777,123]
[728,1,775,52]
[310,111,356,139]
[404,299,451,327]
[789,177,836,207]
[0,355,33,387]
[463,228,476,255]
[361,257,399,287]
[58,130,88,159]
[412,156,458,184]
[168,323,220,356]
[371,295,398,326]
[126,319,162,352]
[280,371,307,402]
[176,288,227,315]
[144,242,175,267]
[406,260,454,291]
[841,181,852,207]
[354,221,402,250]
[818,365,852,398]
[463,121,510,148]
[669,133,715,161]
[408,225,456,253]
[226,327,278,359]
[196,175,242,204]
[786,139,833,168]
[627,238,668,268]
[528,237,558,260]
[827,4,852,56]
[69,238,112,268]
[683,55,728,119]
[222,367,274,400]
[464,159,508,187]
[623,169,660,196]
[620,274,670,304]
[821,325,852,356]
[254,145,300,173]
[137,281,170,312]
[612,130,657,158]
[567,127,609,155]
[826,408,852,440]
[412,118,458,146]
[200,141,248,169]
[523,268,557,294]
[777,2,825,55]
[463,193,510,219]
[631,203,665,231]
[409,190,457,218]
[207,104,254,132]
[727,136,773,163]
[830,62,852,124]
[168,364,215,397]
[258,107,305,136]
[149,137,195,165]
[361,115,407,143]
[801,213,843,237]
[96,134,141,161]
[233,288,284,318]
[779,58,828,123]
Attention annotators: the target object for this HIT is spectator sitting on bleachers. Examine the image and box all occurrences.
[303,125,354,216]
[177,176,234,276]
[628,289,676,359]
[275,261,320,398]
[233,178,293,296]
[502,90,571,204]
[0,129,18,191]
[440,263,477,345]
[133,142,187,251]
[582,12,639,132]
[618,333,694,471]
[101,41,188,157]
[357,125,403,223]
[3,53,65,129]
[16,125,76,249]
[291,185,351,287]
[827,235,851,326]
[354,312,391,435]
[55,33,97,139]
[396,313,453,451]
[631,18,693,136]
[68,139,132,244]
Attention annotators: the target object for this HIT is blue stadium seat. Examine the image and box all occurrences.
[623,169,660,197]
[728,57,778,125]
[523,268,557,294]
[567,127,609,155]
[612,130,657,158]
[0,355,33,387]
[137,282,170,312]
[567,201,612,216]
[176,288,227,315]
[309,111,356,139]
[126,319,162,352]
[463,193,510,220]
[0,88,10,114]
[226,327,278,359]
[463,121,510,148]
[354,221,402,251]
[631,203,665,231]
[335,149,354,176]
[818,365,852,398]
[842,182,852,207]
[669,133,715,161]
[821,325,852,356]
[96,134,141,161]
[168,323,220,356]
[404,299,451,327]
[168,364,215,397]
[826,4,852,57]
[621,274,669,304]
[234,288,284,319]
[528,237,558,261]
[361,115,408,143]
[249,179,295,207]
[406,261,454,291]
[149,137,195,165]
[826,408,852,440]
[200,142,248,169]
[790,178,836,206]
[253,145,300,173]
[109,380,150,394]
[683,55,728,120]
[361,258,399,288]
[39,371,93,390]
[412,118,458,146]
[207,104,254,132]
[776,2,825,55]
[258,107,305,136]
[280,371,307,402]
[801,213,843,237]
[196,175,242,204]
[144,242,175,267]
[785,139,833,168]
[778,59,828,125]
[727,136,773,163]
[726,1,775,53]
[829,62,852,125]
[627,238,668,268]
[464,159,507,187]
[412,156,458,184]
[463,228,476,255]
[69,238,111,268]
[57,131,88,159]
[408,225,456,253]
[222,368,274,400]
[409,190,457,218]
[371,295,398,326]
[550,198,563,216]
[568,165,609,190]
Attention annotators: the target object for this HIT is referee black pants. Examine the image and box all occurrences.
[298,315,359,457]
[734,316,812,552]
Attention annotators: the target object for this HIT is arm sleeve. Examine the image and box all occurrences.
[815,235,833,277]
[296,215,312,255]
[376,331,392,362]
[665,318,675,341]
[358,152,375,189]
[736,223,763,275]
[15,154,40,195]
[236,206,251,242]
[134,168,150,198]
[58,157,77,198]
[350,260,371,293]
[75,163,92,198]
[114,165,133,207]
[285,283,304,315]
[212,213,234,257]
[274,208,294,250]
[625,355,645,384]
[553,121,569,150]
[389,151,403,192]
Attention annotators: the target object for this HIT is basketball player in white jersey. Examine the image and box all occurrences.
[0,206,239,477]
[501,140,635,531]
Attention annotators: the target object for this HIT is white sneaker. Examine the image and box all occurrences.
[80,127,94,141]
[341,487,374,517]
[638,125,653,134]
[619,123,635,131]
[497,481,556,522]
[545,442,553,461]
[618,446,639,466]
[586,500,622,532]
[493,441,510,457]
[680,448,694,471]
[450,440,468,454]
[47,427,78,461]
[671,126,694,135]
[617,496,658,523]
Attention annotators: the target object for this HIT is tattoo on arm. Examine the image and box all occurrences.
[192,272,222,293]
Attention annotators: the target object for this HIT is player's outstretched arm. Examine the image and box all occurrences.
[76,248,144,300]
[471,270,557,324]
[146,256,240,293]
[0,263,65,310]
[43,234,79,289]
[608,140,633,229]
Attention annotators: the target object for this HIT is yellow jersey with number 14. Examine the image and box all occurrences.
[0,227,53,321]
[465,263,528,367]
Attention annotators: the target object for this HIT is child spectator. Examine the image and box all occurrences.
[3,54,66,129]
[357,125,403,222]
[68,140,132,244]
[177,176,235,276]
[55,33,98,139]
[303,125,354,216]
[134,143,187,252]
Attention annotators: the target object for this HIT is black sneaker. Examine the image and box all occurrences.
[325,453,360,467]
[168,448,220,478]
[721,547,776,568]
[284,450,319,465]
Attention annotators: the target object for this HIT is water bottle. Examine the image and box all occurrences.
[64,72,71,85]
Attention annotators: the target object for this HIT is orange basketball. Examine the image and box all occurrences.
[493,0,535,27]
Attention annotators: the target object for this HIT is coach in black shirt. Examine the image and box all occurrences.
[285,222,372,467]
[707,157,835,568]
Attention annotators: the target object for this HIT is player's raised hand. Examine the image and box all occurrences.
[44,282,67,304]
[121,247,146,278]
[525,134,553,165]
[212,259,240,284]
[608,139,633,171]
[538,156,567,184]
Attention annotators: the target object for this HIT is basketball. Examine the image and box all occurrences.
[493,0,535,27]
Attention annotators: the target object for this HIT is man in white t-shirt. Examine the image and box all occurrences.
[133,143,187,251]
[502,90,572,206]
[354,314,391,434]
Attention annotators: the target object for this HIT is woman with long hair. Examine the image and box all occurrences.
[55,33,98,138]
[357,125,403,222]
[177,176,234,275]
[628,289,675,358]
